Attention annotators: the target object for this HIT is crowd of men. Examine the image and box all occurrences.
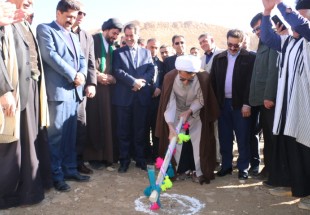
[0,0,310,211]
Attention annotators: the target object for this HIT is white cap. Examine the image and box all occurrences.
[175,55,201,73]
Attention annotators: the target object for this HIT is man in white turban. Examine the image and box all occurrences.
[156,55,219,184]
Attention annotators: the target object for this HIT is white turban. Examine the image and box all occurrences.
[175,55,201,73]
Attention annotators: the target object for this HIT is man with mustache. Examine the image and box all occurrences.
[210,29,255,183]
[37,0,89,192]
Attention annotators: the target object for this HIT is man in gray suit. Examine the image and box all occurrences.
[198,33,223,73]
[37,0,89,192]
[198,33,223,169]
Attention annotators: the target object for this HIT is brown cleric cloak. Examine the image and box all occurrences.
[83,33,115,163]
[155,69,220,181]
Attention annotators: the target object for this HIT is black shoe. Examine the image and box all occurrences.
[135,162,147,171]
[54,181,71,192]
[214,162,222,172]
[263,180,274,188]
[238,170,248,183]
[192,173,210,185]
[64,173,90,182]
[248,166,259,176]
[89,160,105,170]
[175,171,192,181]
[256,167,268,180]
[78,163,93,174]
[105,162,116,172]
[118,163,129,173]
[216,167,233,177]
[146,157,155,165]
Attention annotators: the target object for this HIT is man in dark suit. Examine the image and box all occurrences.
[37,0,89,192]
[145,38,164,163]
[112,23,155,173]
[71,2,97,175]
[163,34,186,75]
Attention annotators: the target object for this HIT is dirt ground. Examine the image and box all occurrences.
[1,144,309,215]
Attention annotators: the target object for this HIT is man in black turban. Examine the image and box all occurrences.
[83,18,123,171]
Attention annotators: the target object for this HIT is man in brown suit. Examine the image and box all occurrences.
[72,2,97,174]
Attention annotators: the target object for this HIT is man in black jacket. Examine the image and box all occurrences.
[163,34,186,75]
[210,29,255,183]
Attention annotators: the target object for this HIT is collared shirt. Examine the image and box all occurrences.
[224,50,240,98]
[204,49,214,64]
[55,21,77,69]
[72,26,81,34]
[55,21,73,43]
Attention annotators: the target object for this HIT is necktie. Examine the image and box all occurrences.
[131,47,137,67]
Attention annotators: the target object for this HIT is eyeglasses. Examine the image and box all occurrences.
[78,11,86,16]
[178,71,195,82]
[227,42,240,49]
[174,41,184,45]
[252,26,261,33]
[179,77,194,82]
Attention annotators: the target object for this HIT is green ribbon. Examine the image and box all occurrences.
[99,32,114,73]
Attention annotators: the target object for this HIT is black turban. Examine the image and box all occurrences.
[101,18,123,31]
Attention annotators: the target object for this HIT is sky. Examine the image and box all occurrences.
[33,0,297,32]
